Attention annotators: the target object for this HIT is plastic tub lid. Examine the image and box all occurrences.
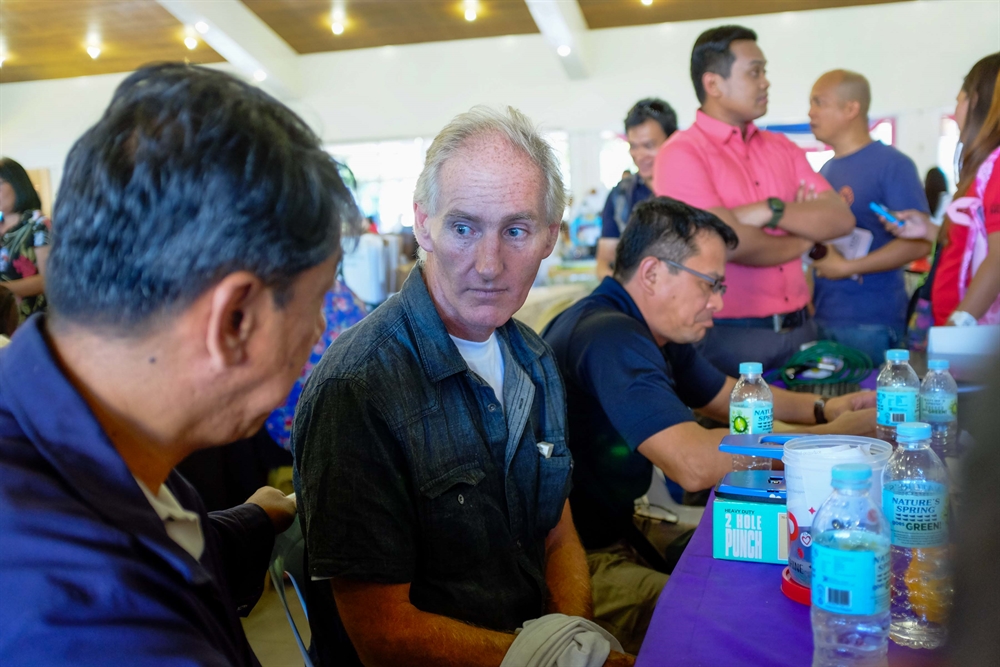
[739,362,763,375]
[927,359,950,371]
[886,349,910,361]
[782,567,811,606]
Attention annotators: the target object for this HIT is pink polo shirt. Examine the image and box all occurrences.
[653,110,832,319]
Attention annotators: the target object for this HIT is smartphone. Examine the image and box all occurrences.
[869,202,903,226]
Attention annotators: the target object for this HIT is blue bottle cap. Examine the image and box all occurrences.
[739,362,763,375]
[886,349,909,361]
[831,463,872,485]
[896,422,932,440]
[927,359,950,371]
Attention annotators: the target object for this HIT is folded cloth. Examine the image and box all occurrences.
[500,613,624,667]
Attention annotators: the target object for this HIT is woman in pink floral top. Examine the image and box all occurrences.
[0,158,50,322]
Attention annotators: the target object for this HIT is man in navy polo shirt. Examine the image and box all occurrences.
[808,70,932,363]
[543,197,877,651]
[0,64,357,666]
[595,98,678,279]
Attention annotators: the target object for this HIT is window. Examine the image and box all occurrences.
[599,131,633,191]
[938,115,959,188]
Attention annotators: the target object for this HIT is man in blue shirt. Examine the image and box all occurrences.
[596,98,678,278]
[0,64,356,665]
[543,197,878,652]
[808,70,932,363]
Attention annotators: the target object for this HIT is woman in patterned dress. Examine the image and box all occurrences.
[0,158,50,323]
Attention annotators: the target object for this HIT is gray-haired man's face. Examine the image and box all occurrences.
[414,135,559,342]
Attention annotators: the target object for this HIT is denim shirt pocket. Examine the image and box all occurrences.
[418,462,492,575]
[534,446,573,538]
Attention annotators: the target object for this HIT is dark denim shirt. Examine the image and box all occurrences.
[0,316,274,667]
[293,266,572,645]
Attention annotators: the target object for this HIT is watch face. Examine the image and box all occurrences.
[770,197,785,213]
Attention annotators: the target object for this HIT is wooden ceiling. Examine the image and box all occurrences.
[241,1,539,54]
[578,0,909,29]
[0,0,911,84]
[0,0,224,84]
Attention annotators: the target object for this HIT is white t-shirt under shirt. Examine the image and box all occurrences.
[450,332,505,408]
[134,476,205,561]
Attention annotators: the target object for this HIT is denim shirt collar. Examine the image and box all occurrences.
[0,315,214,585]
[399,265,543,383]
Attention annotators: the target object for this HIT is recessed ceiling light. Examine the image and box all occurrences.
[184,36,198,50]
[195,21,209,34]
[556,44,571,57]
[465,9,476,21]
[87,46,101,59]
[332,22,345,35]
[641,0,653,6]
[253,69,267,82]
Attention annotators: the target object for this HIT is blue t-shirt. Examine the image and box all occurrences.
[600,175,653,238]
[542,277,727,549]
[815,141,928,329]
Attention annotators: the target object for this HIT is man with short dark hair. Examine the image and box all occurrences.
[294,106,633,667]
[654,25,856,376]
[808,69,932,364]
[543,196,875,652]
[596,98,678,278]
[0,63,358,665]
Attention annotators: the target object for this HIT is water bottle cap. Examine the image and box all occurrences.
[886,349,909,361]
[896,422,932,440]
[831,463,872,485]
[739,362,763,375]
[927,359,950,371]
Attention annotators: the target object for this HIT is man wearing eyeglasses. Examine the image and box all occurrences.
[542,197,875,651]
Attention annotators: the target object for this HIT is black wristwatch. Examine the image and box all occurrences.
[814,398,828,425]
[764,197,785,229]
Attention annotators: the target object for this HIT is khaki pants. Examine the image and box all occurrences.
[586,516,694,655]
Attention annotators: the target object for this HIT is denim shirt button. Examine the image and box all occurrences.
[515,539,522,549]
[488,404,498,412]
[458,494,465,505]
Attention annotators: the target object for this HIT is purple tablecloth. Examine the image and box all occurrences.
[635,492,943,667]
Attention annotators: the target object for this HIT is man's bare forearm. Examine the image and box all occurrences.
[848,238,930,276]
[779,195,855,241]
[544,501,593,619]
[333,579,515,667]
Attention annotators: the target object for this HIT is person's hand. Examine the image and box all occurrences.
[825,391,877,421]
[795,180,818,203]
[602,651,636,667]
[821,407,877,437]
[880,209,934,241]
[245,486,297,533]
[731,200,773,228]
[813,244,853,280]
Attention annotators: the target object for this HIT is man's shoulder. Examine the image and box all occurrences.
[545,293,649,355]
[659,125,704,155]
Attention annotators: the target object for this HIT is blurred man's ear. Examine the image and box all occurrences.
[204,272,265,370]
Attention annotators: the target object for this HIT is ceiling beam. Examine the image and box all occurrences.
[155,0,301,99]
[524,0,591,80]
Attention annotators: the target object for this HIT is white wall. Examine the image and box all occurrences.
[1,0,997,204]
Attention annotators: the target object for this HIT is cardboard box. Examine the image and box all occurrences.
[713,496,789,564]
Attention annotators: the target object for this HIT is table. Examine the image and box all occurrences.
[635,493,943,666]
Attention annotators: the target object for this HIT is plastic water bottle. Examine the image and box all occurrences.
[811,463,891,667]
[875,350,919,446]
[730,362,773,470]
[881,423,951,649]
[919,360,958,460]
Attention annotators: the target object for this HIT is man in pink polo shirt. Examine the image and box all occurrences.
[654,25,855,376]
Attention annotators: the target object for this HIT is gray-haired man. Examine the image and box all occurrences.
[294,107,633,666]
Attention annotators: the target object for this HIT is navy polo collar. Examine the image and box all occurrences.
[591,276,651,330]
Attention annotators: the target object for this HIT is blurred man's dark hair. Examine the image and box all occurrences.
[690,25,759,104]
[48,63,359,333]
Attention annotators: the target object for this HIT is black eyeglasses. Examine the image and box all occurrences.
[662,259,727,295]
